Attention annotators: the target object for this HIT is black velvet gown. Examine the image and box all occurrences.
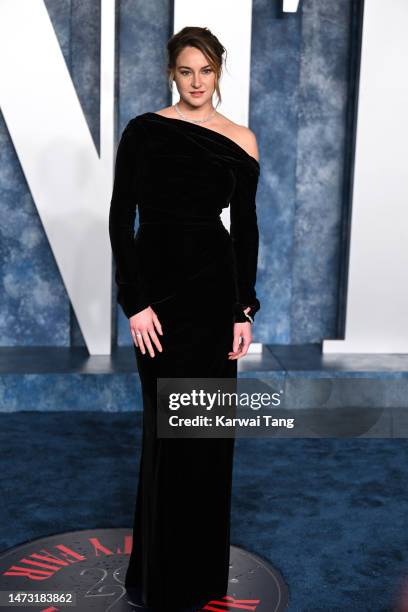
[108,111,261,610]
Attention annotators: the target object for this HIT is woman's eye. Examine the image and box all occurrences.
[180,69,212,76]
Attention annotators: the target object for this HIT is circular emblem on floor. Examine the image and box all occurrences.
[0,528,288,611]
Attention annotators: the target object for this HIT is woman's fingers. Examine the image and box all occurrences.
[228,323,252,360]
[237,332,251,358]
[132,328,162,358]
[149,328,163,354]
[129,307,164,358]
[134,330,146,353]
[142,330,155,358]
[228,340,243,359]
[151,310,164,336]
[131,328,141,349]
[232,329,242,354]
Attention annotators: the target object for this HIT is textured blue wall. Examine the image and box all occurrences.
[252,0,355,344]
[0,0,357,349]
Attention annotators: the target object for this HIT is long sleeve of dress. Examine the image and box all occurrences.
[229,161,261,324]
[108,119,150,319]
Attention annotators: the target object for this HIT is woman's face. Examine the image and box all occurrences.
[173,46,216,109]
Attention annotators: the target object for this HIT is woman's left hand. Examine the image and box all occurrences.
[228,307,252,360]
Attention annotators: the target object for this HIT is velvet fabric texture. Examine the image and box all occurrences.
[109,112,261,323]
[108,112,261,610]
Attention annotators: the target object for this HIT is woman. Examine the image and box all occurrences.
[109,26,261,611]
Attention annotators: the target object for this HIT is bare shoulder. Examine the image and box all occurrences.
[235,125,260,161]
[152,108,260,160]
[217,114,260,161]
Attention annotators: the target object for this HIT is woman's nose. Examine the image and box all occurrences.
[191,75,202,87]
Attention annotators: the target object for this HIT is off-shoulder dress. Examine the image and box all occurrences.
[109,111,261,610]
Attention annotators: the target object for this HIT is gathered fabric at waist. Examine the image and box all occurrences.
[138,206,224,229]
[133,206,235,305]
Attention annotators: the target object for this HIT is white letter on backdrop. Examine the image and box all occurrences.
[0,0,115,354]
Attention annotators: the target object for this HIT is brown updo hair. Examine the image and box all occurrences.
[166,26,227,107]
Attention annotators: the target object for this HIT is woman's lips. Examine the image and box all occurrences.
[190,91,204,96]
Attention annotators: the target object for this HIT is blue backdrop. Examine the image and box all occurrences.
[0,0,359,349]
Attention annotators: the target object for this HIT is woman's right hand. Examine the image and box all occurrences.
[129,306,163,357]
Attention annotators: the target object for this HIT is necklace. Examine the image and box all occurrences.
[174,102,216,124]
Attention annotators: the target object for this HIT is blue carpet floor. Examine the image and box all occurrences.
[0,411,407,611]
